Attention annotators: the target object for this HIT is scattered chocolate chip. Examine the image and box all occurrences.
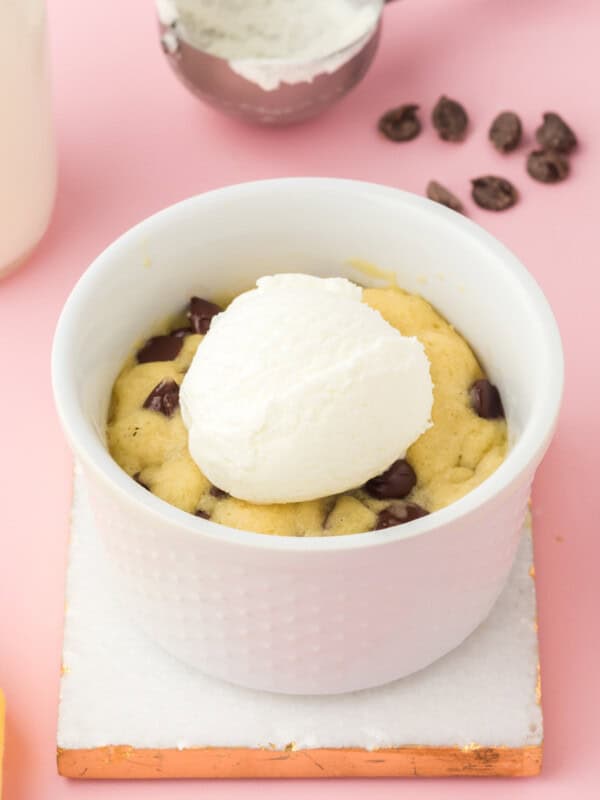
[170,326,193,338]
[187,297,222,335]
[426,181,464,213]
[143,379,180,418]
[535,112,577,154]
[378,104,421,142]
[470,379,505,419]
[210,485,229,499]
[376,502,429,530]
[489,111,522,153]
[136,335,183,363]
[526,149,569,183]
[195,509,210,519]
[133,473,150,491]
[365,459,417,500]
[471,175,518,211]
[432,95,468,142]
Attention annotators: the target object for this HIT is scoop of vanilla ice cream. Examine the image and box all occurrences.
[180,274,433,504]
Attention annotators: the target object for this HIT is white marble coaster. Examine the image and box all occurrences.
[57,469,542,776]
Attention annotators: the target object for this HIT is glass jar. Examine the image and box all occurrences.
[0,0,56,278]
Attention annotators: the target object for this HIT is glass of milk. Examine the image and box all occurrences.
[0,0,56,278]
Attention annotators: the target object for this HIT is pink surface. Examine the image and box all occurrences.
[0,0,597,796]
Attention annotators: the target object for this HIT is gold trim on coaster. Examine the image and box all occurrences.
[57,744,542,779]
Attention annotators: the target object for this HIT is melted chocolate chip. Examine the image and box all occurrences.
[187,297,222,335]
[470,379,505,419]
[143,379,180,418]
[171,326,193,338]
[210,485,229,499]
[426,181,464,213]
[376,502,429,530]
[527,149,569,183]
[378,104,421,142]
[471,176,518,211]
[133,473,150,490]
[136,335,183,363]
[535,112,577,154]
[195,509,210,519]
[365,459,417,500]
[489,111,522,153]
[432,95,468,142]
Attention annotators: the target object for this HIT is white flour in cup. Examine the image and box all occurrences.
[156,0,383,90]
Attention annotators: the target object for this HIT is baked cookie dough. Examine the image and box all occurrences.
[107,286,507,536]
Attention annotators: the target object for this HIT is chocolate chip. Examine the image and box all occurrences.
[489,111,522,153]
[471,176,518,211]
[171,326,193,338]
[133,473,150,490]
[143,379,180,418]
[187,297,222,335]
[365,459,417,500]
[526,149,569,183]
[378,104,421,142]
[426,181,464,213]
[210,485,229,499]
[470,379,505,419]
[136,335,183,363]
[535,112,577,154]
[432,95,468,142]
[195,509,210,519]
[376,502,429,530]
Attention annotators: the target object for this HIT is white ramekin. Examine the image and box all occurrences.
[52,179,563,695]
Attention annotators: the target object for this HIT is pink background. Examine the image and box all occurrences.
[1,0,598,797]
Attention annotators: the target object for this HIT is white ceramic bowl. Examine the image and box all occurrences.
[52,179,563,695]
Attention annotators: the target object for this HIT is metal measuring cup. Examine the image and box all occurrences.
[158,1,396,124]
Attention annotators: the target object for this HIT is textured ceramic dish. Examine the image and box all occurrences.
[52,179,563,695]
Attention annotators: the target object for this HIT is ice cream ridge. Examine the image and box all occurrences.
[107,273,508,535]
